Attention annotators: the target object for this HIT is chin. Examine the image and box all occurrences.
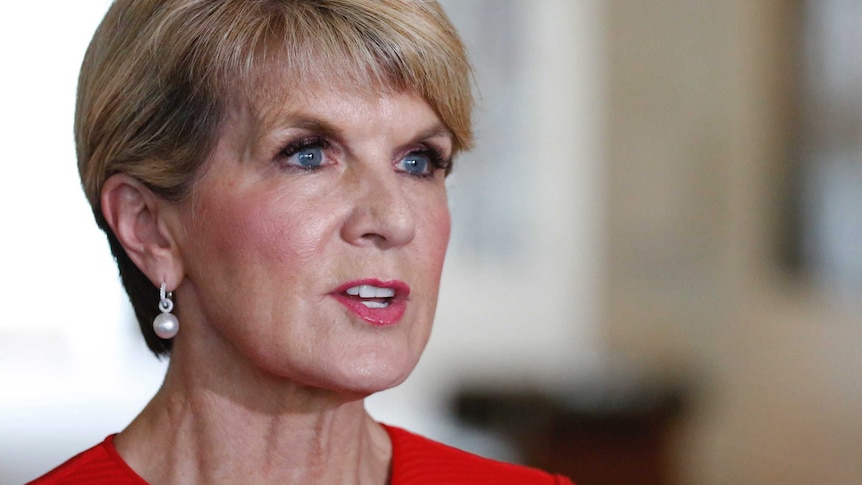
[315,352,420,398]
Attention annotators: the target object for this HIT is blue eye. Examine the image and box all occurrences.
[398,153,431,176]
[279,137,329,170]
[291,146,324,168]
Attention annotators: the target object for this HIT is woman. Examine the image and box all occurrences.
[32,1,574,483]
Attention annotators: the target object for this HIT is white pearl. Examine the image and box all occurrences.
[153,312,179,339]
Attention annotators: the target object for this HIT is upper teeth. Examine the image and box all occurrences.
[346,285,395,298]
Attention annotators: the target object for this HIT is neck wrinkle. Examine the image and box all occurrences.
[116,343,392,484]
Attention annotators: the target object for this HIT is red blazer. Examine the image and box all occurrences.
[29,424,574,484]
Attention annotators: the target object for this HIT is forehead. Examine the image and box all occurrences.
[231,76,445,142]
[257,81,399,127]
[232,28,410,119]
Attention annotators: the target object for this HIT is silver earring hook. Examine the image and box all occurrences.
[158,283,174,313]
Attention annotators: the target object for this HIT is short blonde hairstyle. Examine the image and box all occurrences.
[77,0,474,356]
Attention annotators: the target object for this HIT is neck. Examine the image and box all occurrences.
[115,339,392,484]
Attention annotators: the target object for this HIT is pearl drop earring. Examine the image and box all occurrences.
[153,283,179,339]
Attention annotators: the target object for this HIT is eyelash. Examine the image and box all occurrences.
[277,136,330,171]
[276,136,452,177]
[406,144,452,179]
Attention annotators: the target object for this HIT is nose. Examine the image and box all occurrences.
[340,167,416,249]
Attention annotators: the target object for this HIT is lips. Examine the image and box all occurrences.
[345,284,396,307]
[331,279,410,326]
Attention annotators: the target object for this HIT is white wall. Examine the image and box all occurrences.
[0,2,169,483]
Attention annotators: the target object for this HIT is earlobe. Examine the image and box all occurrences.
[100,174,183,288]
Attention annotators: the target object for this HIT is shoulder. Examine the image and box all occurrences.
[383,424,575,485]
[27,435,146,485]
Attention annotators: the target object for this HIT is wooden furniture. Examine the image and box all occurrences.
[453,379,686,485]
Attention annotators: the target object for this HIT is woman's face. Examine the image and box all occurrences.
[168,86,452,396]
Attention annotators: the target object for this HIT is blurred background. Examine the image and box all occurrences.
[2,0,861,483]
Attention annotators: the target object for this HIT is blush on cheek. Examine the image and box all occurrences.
[427,205,452,258]
[199,196,266,256]
[258,200,338,266]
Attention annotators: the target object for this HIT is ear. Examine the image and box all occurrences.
[100,174,184,290]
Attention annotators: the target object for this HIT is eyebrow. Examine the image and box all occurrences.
[290,118,343,140]
[412,125,455,146]
[268,116,455,150]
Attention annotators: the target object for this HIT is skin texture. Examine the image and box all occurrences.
[101,87,453,484]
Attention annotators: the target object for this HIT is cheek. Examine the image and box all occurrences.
[422,201,452,273]
[189,189,332,270]
[433,209,451,257]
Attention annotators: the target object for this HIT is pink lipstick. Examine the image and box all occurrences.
[331,279,410,326]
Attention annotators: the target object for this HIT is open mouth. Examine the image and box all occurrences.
[332,280,409,326]
[343,284,396,309]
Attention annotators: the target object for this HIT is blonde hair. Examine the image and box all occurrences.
[77,0,474,356]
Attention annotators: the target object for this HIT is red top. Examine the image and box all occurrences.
[29,424,574,484]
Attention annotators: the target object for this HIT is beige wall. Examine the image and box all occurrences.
[604,1,862,483]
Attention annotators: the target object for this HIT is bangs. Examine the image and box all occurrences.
[195,0,473,152]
